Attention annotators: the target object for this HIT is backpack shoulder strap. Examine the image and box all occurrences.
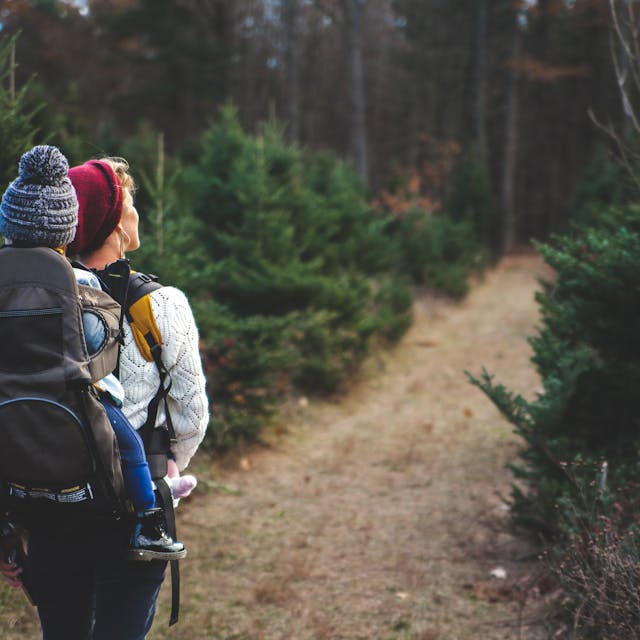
[125,272,163,364]
[124,272,177,447]
[95,265,175,451]
[123,272,176,445]
[125,271,182,627]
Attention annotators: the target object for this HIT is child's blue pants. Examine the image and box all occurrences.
[101,401,156,512]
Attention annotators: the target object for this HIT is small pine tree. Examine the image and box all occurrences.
[0,34,41,189]
[181,107,412,443]
[387,207,481,298]
[446,147,501,261]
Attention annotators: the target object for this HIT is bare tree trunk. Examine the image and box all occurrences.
[342,0,368,185]
[212,1,232,105]
[474,0,488,166]
[156,132,165,257]
[408,83,420,169]
[283,0,300,144]
[501,6,522,255]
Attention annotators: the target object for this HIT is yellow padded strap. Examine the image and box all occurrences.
[128,294,162,363]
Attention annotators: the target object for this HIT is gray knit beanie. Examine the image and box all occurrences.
[0,145,78,247]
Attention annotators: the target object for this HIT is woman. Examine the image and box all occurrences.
[1,153,209,639]
[68,157,209,476]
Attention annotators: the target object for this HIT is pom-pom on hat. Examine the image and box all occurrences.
[0,145,78,248]
[67,160,123,256]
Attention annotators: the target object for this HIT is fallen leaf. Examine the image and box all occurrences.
[472,580,512,603]
[416,338,439,348]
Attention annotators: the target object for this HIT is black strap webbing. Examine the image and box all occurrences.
[155,478,180,626]
[138,334,176,445]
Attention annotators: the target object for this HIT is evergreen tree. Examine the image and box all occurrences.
[572,144,630,228]
[182,107,412,442]
[446,147,501,262]
[469,206,640,537]
[0,34,40,190]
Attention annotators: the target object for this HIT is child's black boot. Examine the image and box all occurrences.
[128,508,187,561]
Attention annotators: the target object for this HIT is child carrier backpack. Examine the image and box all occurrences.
[0,246,126,521]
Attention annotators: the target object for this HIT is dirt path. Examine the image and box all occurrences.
[156,253,553,640]
[0,254,552,639]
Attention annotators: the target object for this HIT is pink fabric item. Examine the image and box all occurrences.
[169,475,198,499]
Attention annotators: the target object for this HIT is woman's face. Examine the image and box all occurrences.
[120,188,140,252]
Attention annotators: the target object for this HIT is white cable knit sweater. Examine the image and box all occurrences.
[118,285,209,471]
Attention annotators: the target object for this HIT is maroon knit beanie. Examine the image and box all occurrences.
[67,160,123,256]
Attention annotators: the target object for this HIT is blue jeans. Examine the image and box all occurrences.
[24,521,166,640]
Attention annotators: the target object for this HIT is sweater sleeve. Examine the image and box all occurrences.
[149,286,210,470]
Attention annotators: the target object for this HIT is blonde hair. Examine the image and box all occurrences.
[99,157,136,203]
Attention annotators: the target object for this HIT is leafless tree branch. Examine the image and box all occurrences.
[588,107,640,191]
[592,1,640,184]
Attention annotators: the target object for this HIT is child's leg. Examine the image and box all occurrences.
[101,400,186,561]
[101,400,155,512]
[167,458,179,479]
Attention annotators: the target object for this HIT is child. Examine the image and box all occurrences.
[0,145,187,560]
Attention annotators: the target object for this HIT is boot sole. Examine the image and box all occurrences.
[127,548,188,562]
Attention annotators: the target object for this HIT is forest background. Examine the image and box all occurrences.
[0,0,630,449]
[0,0,633,448]
[0,0,626,244]
[3,1,640,635]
